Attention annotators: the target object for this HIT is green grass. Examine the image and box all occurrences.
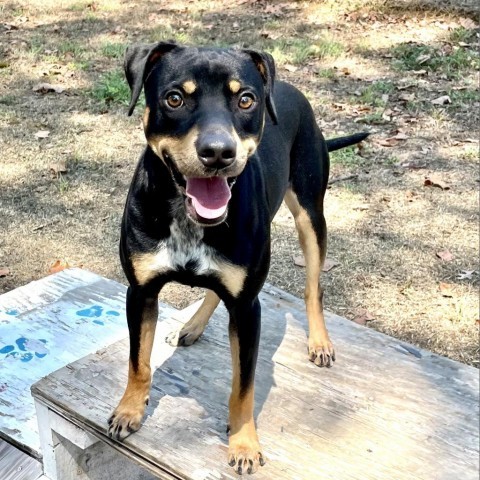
[0,95,16,106]
[267,37,344,65]
[90,70,130,106]
[448,88,480,105]
[58,40,87,58]
[391,42,480,78]
[101,42,126,59]
[358,81,395,107]
[330,146,364,167]
[449,27,477,44]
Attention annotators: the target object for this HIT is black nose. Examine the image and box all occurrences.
[196,131,237,169]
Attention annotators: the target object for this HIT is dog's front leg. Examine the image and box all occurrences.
[227,297,265,475]
[108,285,159,440]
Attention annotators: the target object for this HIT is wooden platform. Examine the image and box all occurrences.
[0,269,176,458]
[30,276,479,479]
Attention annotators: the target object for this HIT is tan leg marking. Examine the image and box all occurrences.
[228,331,264,474]
[108,299,158,440]
[131,252,168,286]
[182,80,197,94]
[284,189,335,367]
[217,261,247,298]
[166,290,220,346]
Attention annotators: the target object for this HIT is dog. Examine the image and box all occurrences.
[107,42,368,475]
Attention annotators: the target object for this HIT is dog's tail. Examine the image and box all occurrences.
[326,132,370,152]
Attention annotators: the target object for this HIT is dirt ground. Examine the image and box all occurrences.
[0,0,478,366]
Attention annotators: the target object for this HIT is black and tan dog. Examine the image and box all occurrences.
[107,42,368,475]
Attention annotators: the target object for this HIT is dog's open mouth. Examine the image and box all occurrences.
[185,177,232,225]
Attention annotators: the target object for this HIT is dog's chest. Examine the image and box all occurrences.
[150,216,219,275]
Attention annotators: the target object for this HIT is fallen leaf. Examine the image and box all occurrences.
[352,309,375,325]
[34,130,50,139]
[353,204,370,211]
[284,64,298,72]
[457,270,476,280]
[293,255,306,267]
[436,249,454,262]
[49,161,67,174]
[439,282,454,297]
[424,175,450,190]
[48,260,70,274]
[416,53,431,64]
[431,95,451,105]
[33,82,65,94]
[378,138,398,147]
[400,160,426,169]
[398,92,415,102]
[0,267,10,277]
[322,258,340,272]
[412,69,427,75]
[391,131,409,140]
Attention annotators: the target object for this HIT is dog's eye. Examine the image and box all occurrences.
[165,92,184,109]
[238,94,255,110]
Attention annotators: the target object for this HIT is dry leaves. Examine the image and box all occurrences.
[284,64,298,72]
[457,270,476,280]
[431,95,451,106]
[34,130,50,139]
[292,256,340,272]
[436,249,454,262]
[48,260,70,274]
[33,83,65,94]
[0,267,10,277]
[322,258,340,272]
[352,309,375,325]
[424,174,450,190]
[439,282,454,298]
[49,161,67,175]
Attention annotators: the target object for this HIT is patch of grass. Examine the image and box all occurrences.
[391,42,480,78]
[267,36,344,66]
[356,111,387,125]
[90,69,130,106]
[318,68,336,80]
[449,27,477,44]
[58,40,87,58]
[101,42,126,59]
[56,174,70,193]
[448,88,480,104]
[0,95,16,106]
[358,81,395,107]
[459,145,479,162]
[330,146,364,167]
[148,25,191,44]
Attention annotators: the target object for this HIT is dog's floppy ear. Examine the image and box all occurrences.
[124,42,178,116]
[244,49,278,125]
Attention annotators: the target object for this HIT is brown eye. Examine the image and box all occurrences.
[239,94,255,110]
[165,92,183,109]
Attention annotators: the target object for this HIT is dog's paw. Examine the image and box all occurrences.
[107,400,147,441]
[228,440,265,475]
[308,340,335,368]
[165,327,202,347]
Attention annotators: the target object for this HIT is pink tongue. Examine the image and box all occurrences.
[186,177,231,219]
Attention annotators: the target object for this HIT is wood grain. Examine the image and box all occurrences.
[31,283,479,480]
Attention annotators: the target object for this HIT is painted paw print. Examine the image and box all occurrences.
[76,305,120,326]
[0,337,49,362]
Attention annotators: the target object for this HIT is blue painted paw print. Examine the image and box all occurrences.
[0,337,48,362]
[76,305,120,326]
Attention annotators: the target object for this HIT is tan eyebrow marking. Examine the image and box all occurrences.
[182,80,197,94]
[228,80,241,94]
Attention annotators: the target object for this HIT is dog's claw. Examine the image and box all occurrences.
[308,341,335,368]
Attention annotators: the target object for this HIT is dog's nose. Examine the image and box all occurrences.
[196,132,237,169]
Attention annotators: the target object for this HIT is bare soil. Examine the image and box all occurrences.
[0,0,478,366]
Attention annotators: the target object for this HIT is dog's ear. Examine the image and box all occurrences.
[124,42,178,116]
[244,50,278,125]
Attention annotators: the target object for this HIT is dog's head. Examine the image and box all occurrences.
[124,43,277,226]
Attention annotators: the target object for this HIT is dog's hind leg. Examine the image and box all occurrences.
[165,290,220,346]
[284,188,335,367]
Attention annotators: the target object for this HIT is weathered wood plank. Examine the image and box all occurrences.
[31,282,479,480]
[0,268,177,457]
[0,438,43,480]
